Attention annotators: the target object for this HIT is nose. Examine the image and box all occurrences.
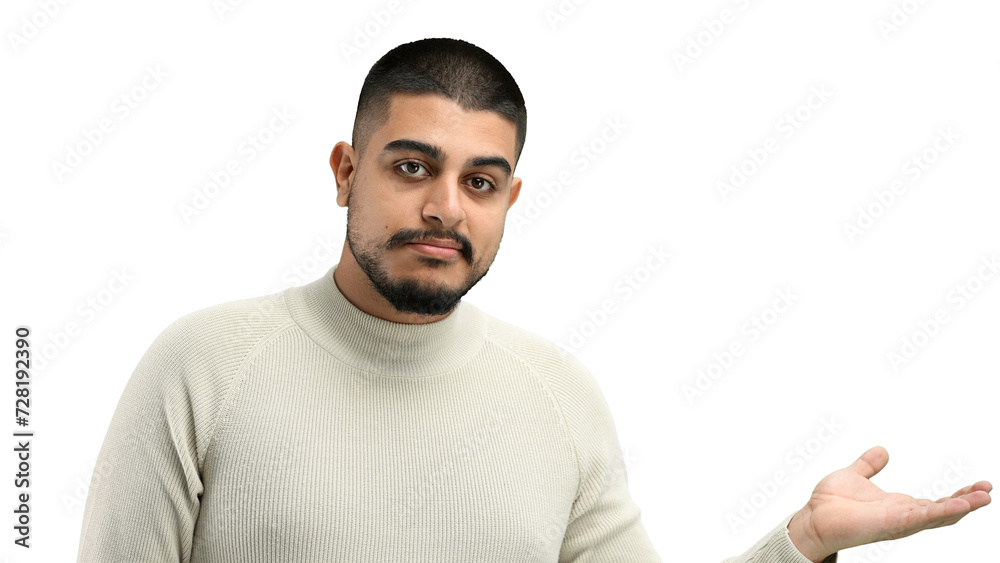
[421,174,465,229]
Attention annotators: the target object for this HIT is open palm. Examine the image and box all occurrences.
[788,446,992,562]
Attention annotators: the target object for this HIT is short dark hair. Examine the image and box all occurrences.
[351,37,527,168]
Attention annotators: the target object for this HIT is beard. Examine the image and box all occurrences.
[344,188,496,317]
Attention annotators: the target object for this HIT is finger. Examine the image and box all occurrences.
[848,446,889,479]
[939,482,983,500]
[938,483,992,507]
[957,481,990,497]
[924,500,978,529]
[886,498,972,538]
[937,484,977,500]
[958,490,991,511]
[920,497,975,524]
[926,513,966,530]
[929,491,991,528]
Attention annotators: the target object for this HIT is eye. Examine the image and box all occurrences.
[466,177,497,193]
[396,161,429,177]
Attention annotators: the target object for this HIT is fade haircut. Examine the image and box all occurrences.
[351,37,527,168]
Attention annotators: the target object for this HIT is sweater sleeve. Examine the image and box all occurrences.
[76,319,205,563]
[722,514,839,563]
[549,351,662,562]
[76,297,284,563]
[549,352,838,563]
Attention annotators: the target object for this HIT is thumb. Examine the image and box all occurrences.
[848,445,889,479]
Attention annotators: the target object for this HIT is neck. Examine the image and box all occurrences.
[284,263,486,378]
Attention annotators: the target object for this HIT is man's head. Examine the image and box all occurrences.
[330,38,525,323]
[351,37,527,167]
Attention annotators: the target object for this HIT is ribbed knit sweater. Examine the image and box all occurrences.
[77,264,831,562]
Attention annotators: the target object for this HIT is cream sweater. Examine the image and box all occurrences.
[77,264,831,562]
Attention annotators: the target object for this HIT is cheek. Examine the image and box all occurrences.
[352,191,400,235]
[471,221,505,253]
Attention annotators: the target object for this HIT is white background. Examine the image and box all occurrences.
[2,0,998,561]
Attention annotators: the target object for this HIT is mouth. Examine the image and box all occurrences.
[406,239,462,259]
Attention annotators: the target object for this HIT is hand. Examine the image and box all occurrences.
[786,446,992,562]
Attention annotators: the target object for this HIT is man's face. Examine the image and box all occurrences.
[333,92,522,317]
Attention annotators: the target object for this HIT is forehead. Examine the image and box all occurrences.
[372,92,518,164]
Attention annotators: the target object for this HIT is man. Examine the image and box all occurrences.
[77,37,990,562]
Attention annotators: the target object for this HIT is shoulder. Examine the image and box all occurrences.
[475,307,608,409]
[480,309,578,367]
[112,290,296,472]
[137,289,295,382]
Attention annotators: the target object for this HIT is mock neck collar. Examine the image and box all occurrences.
[284,264,487,377]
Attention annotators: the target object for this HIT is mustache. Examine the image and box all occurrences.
[385,229,473,263]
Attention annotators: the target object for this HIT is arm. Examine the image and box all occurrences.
[722,514,837,563]
[76,329,203,562]
[549,353,661,562]
[553,354,828,563]
[548,348,991,561]
[76,296,287,562]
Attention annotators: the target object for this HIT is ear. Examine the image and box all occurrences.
[330,141,357,207]
[507,176,522,210]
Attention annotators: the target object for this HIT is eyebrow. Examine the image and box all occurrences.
[381,138,512,181]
